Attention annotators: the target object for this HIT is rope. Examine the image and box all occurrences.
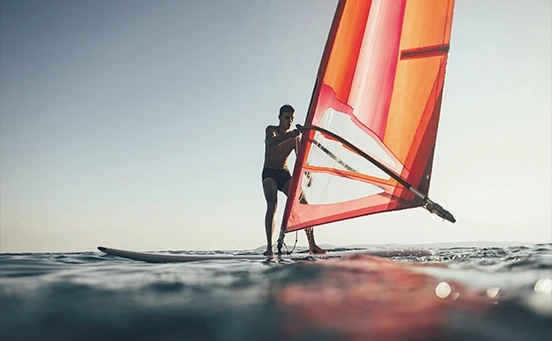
[276,231,298,255]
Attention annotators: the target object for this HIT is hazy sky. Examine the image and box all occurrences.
[1,0,550,253]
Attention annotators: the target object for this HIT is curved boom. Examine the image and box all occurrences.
[297,124,456,224]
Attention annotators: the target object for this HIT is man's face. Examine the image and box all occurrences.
[279,111,295,130]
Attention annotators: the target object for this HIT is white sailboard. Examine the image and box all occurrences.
[97,246,432,263]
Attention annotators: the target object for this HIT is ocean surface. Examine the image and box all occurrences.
[1,243,551,341]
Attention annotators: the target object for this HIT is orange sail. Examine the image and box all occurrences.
[281,0,456,233]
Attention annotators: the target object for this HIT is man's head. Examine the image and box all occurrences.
[278,104,295,130]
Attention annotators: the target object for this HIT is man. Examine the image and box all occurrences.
[261,104,326,256]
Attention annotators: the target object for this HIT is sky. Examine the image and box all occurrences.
[0,0,550,253]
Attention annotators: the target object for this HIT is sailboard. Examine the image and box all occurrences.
[97,246,432,263]
[277,0,456,250]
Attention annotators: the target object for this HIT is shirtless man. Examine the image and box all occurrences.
[262,104,326,256]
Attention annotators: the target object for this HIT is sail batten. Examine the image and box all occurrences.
[281,0,456,233]
[401,44,450,60]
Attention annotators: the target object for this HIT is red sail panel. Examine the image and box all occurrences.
[282,0,456,233]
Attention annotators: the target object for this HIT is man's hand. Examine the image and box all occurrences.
[266,126,301,148]
[305,171,313,188]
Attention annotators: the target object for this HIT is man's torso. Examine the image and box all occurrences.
[263,125,298,169]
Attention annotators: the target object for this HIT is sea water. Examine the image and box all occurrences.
[1,244,550,341]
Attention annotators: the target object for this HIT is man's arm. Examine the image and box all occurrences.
[294,135,300,157]
[294,135,313,187]
[265,126,300,148]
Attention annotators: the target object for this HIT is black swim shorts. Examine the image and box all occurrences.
[262,168,292,191]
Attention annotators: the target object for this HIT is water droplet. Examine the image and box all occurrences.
[486,287,500,298]
[435,282,451,298]
[534,278,552,293]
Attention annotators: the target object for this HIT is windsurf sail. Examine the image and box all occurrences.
[281,0,456,236]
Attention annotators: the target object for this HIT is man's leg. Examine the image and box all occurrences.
[262,178,278,256]
[304,227,326,254]
[282,181,327,254]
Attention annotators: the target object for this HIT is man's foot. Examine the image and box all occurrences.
[304,227,326,254]
[309,244,327,254]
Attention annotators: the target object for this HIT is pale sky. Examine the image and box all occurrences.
[1,0,550,253]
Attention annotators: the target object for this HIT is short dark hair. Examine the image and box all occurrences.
[279,104,295,117]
